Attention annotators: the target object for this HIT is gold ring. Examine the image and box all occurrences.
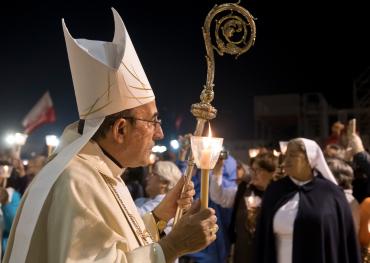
[210,225,219,236]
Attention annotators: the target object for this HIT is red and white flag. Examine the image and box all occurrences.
[22,91,56,134]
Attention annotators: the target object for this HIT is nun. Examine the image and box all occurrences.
[254,138,361,263]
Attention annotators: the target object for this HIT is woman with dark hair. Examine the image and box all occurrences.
[210,152,278,262]
[255,138,361,263]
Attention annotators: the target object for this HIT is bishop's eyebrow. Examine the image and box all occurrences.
[151,112,159,119]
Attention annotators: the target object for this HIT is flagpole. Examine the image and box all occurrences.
[173,2,256,225]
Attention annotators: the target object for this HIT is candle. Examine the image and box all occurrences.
[248,195,255,207]
[0,165,11,178]
[245,192,261,208]
[190,123,223,209]
[200,169,210,209]
[200,124,212,208]
[199,124,213,169]
[248,148,260,158]
[199,148,212,168]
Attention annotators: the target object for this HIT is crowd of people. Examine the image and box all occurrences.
[0,7,368,263]
[1,125,369,262]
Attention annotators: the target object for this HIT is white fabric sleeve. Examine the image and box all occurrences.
[209,172,237,208]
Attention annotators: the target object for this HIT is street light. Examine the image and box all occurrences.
[45,135,59,157]
[152,145,167,153]
[170,139,180,150]
[5,132,27,146]
[4,132,28,158]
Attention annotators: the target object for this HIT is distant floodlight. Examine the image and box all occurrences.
[152,145,160,153]
[45,135,60,147]
[5,134,15,145]
[5,132,27,146]
[170,139,180,150]
[23,160,29,166]
[152,145,167,153]
[159,146,167,153]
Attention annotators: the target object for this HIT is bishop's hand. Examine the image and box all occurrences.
[153,176,195,222]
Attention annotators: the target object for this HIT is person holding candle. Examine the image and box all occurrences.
[254,138,361,263]
[0,161,21,257]
[210,152,278,263]
[177,152,237,263]
[3,9,218,263]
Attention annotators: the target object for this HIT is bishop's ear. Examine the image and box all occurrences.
[112,118,126,143]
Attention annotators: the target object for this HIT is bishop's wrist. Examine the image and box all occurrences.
[152,209,162,222]
[152,209,168,236]
[153,207,171,222]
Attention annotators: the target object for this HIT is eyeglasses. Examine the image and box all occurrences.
[122,116,162,129]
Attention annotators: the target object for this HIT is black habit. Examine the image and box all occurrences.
[254,174,361,263]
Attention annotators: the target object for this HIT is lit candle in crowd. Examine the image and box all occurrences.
[249,148,260,158]
[245,192,261,208]
[199,127,213,169]
[200,125,213,209]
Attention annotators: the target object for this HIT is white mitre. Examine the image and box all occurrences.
[63,8,154,120]
[8,9,155,263]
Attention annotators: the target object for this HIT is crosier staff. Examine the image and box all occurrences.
[173,2,256,225]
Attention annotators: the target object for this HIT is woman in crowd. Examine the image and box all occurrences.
[135,161,182,216]
[255,138,361,263]
[326,157,360,232]
[210,152,278,263]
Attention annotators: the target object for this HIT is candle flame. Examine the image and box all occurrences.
[207,123,212,138]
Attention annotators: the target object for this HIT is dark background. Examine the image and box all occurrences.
[0,0,369,156]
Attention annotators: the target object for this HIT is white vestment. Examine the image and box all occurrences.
[3,140,165,263]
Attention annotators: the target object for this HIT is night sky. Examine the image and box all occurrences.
[0,0,369,157]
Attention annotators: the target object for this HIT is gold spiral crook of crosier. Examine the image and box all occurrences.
[200,2,256,105]
[213,4,256,57]
[173,2,256,226]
